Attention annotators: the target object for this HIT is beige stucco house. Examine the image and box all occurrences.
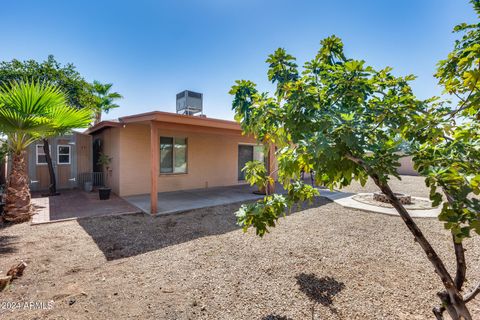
[22,109,417,215]
[85,111,275,214]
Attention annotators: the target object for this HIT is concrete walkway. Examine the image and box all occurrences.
[124,184,266,215]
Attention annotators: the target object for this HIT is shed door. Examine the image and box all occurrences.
[56,140,73,189]
[238,145,254,181]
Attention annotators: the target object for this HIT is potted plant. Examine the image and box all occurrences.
[97,152,112,200]
[242,160,275,195]
[0,184,6,215]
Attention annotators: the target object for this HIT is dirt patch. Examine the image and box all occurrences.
[0,194,479,319]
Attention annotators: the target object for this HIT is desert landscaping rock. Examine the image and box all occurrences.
[352,193,435,210]
[0,276,12,291]
[0,176,479,319]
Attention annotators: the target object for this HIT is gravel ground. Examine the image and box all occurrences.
[1,177,479,319]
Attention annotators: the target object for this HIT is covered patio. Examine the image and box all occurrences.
[84,111,278,215]
[124,183,267,215]
[115,111,277,215]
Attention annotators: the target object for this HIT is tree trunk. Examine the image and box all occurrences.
[453,238,467,288]
[43,139,58,196]
[3,151,32,223]
[444,191,467,291]
[374,178,472,320]
[344,154,472,319]
[94,111,101,125]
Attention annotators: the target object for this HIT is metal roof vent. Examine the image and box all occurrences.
[176,90,203,116]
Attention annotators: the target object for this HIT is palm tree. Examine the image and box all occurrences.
[0,81,92,223]
[91,80,122,125]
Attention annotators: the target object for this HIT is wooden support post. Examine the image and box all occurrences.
[267,143,276,194]
[150,122,159,214]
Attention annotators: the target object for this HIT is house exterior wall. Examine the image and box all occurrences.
[76,133,92,174]
[114,123,257,196]
[397,156,418,176]
[116,124,149,196]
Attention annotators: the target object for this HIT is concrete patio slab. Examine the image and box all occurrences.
[28,182,438,224]
[124,183,439,218]
[31,189,141,224]
[124,184,267,215]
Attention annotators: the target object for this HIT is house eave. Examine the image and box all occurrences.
[84,121,122,135]
[85,111,244,135]
[119,111,242,131]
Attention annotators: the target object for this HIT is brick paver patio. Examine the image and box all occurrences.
[31,189,141,224]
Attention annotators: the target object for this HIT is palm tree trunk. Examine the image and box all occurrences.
[42,139,58,196]
[3,151,32,223]
[94,111,101,125]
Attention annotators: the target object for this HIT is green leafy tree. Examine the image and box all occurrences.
[230,28,478,318]
[91,80,123,125]
[0,55,95,109]
[0,55,96,195]
[411,1,480,318]
[242,159,274,194]
[0,81,92,223]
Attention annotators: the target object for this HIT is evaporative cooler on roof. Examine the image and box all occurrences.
[176,90,203,115]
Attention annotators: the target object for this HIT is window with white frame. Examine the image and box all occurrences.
[160,137,187,173]
[57,145,71,164]
[36,144,50,165]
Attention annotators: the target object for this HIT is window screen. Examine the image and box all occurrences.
[36,145,47,164]
[160,137,174,173]
[174,137,187,173]
[57,145,71,164]
[160,137,188,174]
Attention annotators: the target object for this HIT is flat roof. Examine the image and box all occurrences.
[84,111,242,135]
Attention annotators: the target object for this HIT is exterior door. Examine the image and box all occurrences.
[55,139,73,189]
[238,145,254,181]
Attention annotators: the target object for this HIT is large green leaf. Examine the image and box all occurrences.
[0,81,93,151]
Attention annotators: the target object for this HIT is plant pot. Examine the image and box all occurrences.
[84,181,93,192]
[252,183,275,195]
[98,187,111,200]
[253,185,267,195]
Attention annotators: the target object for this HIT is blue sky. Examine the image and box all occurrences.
[0,0,475,120]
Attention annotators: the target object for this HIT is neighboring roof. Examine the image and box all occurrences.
[83,120,122,135]
[85,111,242,135]
[71,129,96,136]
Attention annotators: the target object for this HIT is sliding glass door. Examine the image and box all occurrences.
[238,144,265,181]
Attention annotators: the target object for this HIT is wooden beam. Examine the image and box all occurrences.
[268,144,276,176]
[150,122,159,214]
[267,143,276,194]
[154,121,254,139]
[120,111,242,131]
